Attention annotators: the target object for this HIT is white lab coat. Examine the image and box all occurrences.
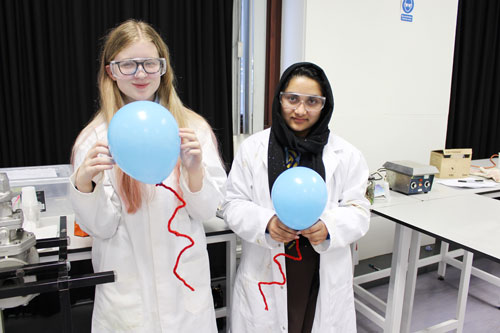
[69,117,226,333]
[222,129,370,332]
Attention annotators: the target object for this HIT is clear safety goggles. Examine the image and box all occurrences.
[279,92,326,112]
[109,57,167,78]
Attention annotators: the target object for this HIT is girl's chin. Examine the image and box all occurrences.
[125,94,155,103]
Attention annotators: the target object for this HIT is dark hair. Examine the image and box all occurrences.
[282,65,328,97]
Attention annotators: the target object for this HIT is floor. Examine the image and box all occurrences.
[355,256,500,332]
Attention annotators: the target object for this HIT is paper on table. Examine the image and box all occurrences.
[436,177,499,188]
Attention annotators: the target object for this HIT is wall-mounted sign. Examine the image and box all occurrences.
[401,0,414,22]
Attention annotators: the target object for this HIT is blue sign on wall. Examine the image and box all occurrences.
[401,0,414,22]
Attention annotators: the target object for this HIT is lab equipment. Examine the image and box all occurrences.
[0,173,40,309]
[383,160,439,194]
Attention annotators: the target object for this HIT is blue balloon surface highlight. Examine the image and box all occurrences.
[271,167,328,230]
[108,101,180,184]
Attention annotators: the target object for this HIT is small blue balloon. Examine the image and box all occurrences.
[108,101,180,184]
[271,167,328,230]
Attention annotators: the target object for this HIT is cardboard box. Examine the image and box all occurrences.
[429,148,472,178]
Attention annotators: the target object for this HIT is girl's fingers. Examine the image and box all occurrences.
[179,129,196,136]
[276,221,298,235]
[179,129,199,143]
[301,221,328,244]
[270,231,293,243]
[87,156,115,167]
[274,226,299,241]
[88,164,113,174]
[180,142,201,150]
[178,128,195,133]
[87,146,111,161]
[301,220,321,235]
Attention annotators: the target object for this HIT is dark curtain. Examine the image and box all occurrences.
[446,0,500,158]
[0,0,233,169]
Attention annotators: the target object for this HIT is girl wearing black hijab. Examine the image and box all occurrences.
[223,62,370,332]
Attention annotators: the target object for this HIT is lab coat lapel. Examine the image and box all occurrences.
[322,137,340,185]
[260,130,270,170]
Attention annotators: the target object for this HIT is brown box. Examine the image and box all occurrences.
[429,148,472,178]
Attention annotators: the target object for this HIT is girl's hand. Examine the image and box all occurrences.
[301,220,329,245]
[267,215,300,243]
[179,128,203,173]
[75,141,114,193]
[179,128,203,191]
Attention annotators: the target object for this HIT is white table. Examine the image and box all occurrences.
[356,159,500,332]
[373,194,500,332]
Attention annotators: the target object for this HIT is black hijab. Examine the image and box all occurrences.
[268,62,334,193]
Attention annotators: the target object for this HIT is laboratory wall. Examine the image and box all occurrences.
[301,0,459,259]
[304,0,459,172]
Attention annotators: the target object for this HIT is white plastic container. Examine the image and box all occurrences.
[21,186,40,224]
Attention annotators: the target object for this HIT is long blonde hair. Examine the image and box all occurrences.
[73,19,204,213]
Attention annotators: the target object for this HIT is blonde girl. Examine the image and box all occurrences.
[69,19,226,332]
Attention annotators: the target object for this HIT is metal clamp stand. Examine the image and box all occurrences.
[0,216,115,333]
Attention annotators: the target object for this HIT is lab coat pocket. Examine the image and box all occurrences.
[326,282,356,331]
[94,278,144,330]
[182,254,212,314]
[234,274,278,328]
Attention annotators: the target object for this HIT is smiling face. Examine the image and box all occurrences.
[280,76,323,137]
[107,39,162,104]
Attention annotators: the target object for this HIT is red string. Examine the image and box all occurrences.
[471,153,499,169]
[258,238,302,311]
[156,183,195,291]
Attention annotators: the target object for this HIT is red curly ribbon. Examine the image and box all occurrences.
[156,183,195,291]
[258,238,302,310]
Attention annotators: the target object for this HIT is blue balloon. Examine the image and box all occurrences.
[108,101,180,184]
[271,167,328,230]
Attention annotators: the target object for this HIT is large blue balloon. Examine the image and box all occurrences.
[271,167,328,230]
[108,101,180,184]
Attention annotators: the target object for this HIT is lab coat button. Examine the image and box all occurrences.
[282,326,286,330]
